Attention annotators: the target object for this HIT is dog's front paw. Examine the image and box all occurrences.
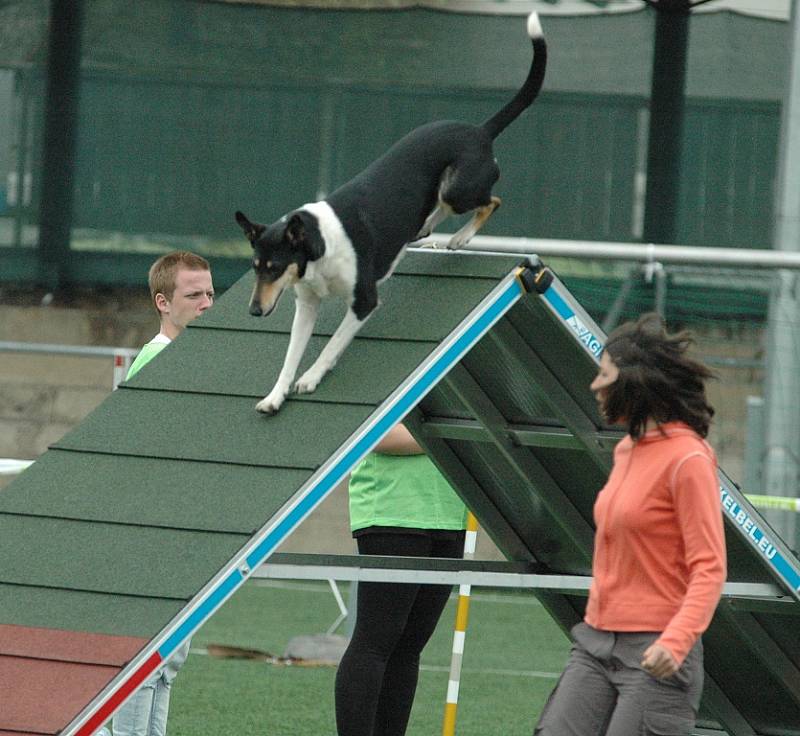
[294,367,325,395]
[446,232,473,250]
[255,389,287,415]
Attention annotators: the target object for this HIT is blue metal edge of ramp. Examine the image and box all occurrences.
[537,268,800,601]
[64,263,531,736]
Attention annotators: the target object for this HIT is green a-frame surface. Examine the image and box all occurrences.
[1,250,799,735]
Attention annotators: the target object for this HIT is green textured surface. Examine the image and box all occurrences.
[0,585,184,639]
[0,452,308,533]
[126,330,438,403]
[394,252,525,278]
[53,391,375,468]
[0,516,248,598]
[199,267,519,340]
[1,250,516,646]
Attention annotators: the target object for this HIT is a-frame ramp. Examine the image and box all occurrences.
[1,250,799,735]
[0,251,534,735]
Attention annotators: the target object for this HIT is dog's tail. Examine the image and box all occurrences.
[482,12,547,140]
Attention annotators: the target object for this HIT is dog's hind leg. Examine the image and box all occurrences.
[294,308,368,395]
[446,196,501,250]
[256,293,320,414]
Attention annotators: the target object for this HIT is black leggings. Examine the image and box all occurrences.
[334,530,465,736]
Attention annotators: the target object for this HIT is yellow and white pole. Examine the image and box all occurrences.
[442,511,479,736]
[746,494,800,512]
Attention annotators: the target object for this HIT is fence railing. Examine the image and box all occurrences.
[0,340,138,389]
[0,340,139,477]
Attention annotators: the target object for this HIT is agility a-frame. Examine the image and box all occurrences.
[1,250,799,736]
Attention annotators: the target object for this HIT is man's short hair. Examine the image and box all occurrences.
[148,251,210,313]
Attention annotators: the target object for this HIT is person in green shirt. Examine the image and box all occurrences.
[99,251,214,736]
[335,422,468,736]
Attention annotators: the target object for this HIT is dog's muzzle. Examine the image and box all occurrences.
[249,279,280,317]
[250,268,295,318]
[249,299,278,317]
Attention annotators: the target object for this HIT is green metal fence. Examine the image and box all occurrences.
[0,1,787,290]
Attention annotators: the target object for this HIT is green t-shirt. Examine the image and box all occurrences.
[348,451,467,533]
[126,334,171,379]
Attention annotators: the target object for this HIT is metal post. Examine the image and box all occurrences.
[37,0,85,289]
[344,581,358,638]
[642,1,690,246]
[744,396,765,495]
[652,263,667,317]
[12,71,33,249]
[763,0,800,547]
[112,350,136,389]
[601,265,639,334]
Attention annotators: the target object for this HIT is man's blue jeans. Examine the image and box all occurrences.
[98,639,191,736]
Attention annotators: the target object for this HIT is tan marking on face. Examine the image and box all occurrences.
[250,264,300,314]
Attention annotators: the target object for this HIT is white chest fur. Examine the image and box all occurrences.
[296,201,357,302]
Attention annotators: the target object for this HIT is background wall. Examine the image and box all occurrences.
[0,2,788,287]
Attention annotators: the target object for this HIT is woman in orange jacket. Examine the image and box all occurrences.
[534,313,726,736]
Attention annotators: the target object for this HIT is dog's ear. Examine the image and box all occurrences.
[235,210,266,245]
[285,214,306,246]
[286,212,324,262]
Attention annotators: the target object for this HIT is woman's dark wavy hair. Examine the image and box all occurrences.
[602,313,715,439]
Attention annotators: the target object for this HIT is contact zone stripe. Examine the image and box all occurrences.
[75,651,162,736]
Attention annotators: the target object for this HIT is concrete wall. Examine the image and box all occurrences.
[0,288,155,470]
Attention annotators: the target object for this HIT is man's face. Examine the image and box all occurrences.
[157,268,214,335]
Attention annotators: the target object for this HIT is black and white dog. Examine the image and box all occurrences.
[236,12,546,414]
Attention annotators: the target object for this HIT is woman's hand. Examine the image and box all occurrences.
[641,643,679,679]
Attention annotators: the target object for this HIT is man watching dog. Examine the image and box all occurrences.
[126,250,215,377]
[99,250,214,736]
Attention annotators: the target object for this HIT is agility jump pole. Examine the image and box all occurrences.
[442,511,479,736]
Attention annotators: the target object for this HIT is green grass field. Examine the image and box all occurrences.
[167,580,571,736]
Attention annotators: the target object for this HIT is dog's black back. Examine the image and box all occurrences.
[326,121,492,278]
